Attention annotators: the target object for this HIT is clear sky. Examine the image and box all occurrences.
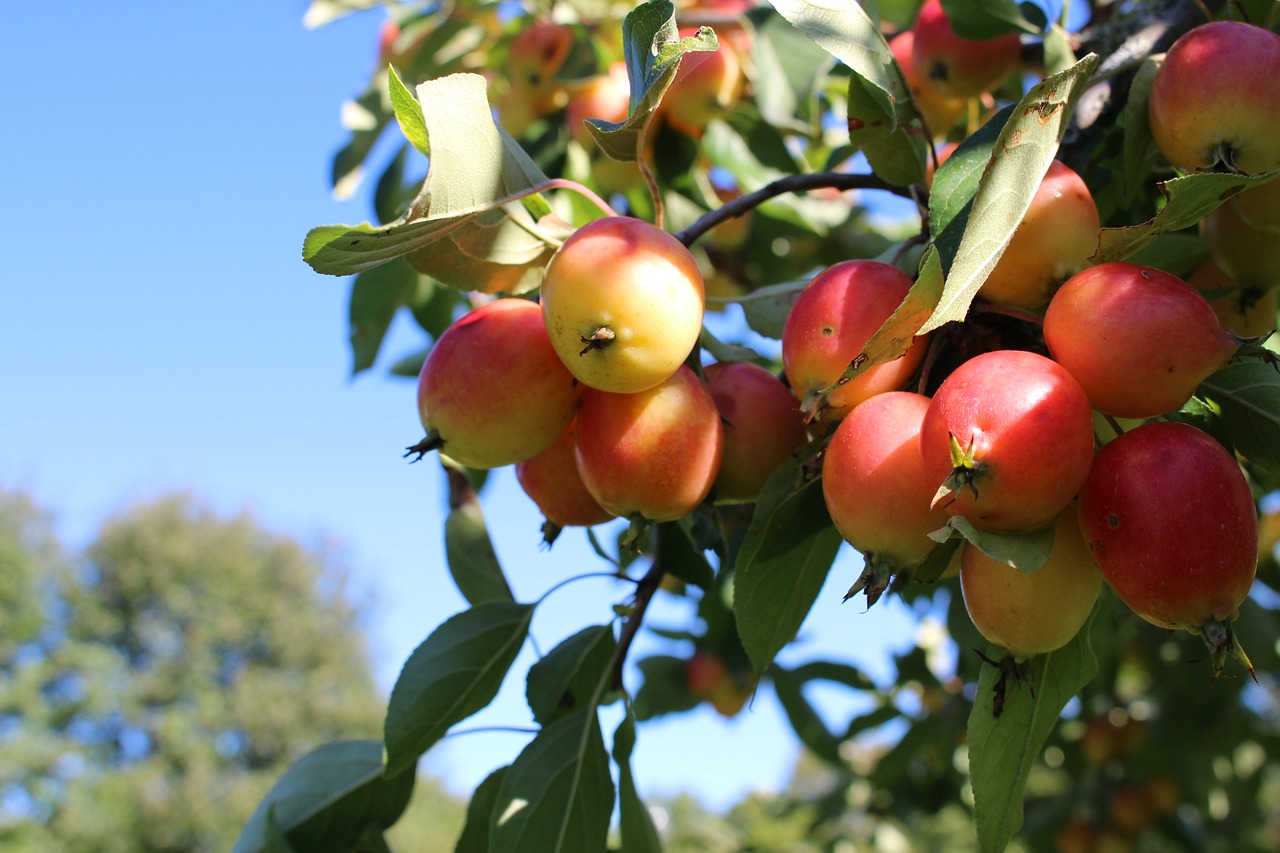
[1,1,927,812]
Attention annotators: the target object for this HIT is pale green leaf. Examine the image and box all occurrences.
[387,66,429,156]
[928,516,1055,573]
[921,54,1100,334]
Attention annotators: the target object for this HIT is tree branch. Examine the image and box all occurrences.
[611,560,666,691]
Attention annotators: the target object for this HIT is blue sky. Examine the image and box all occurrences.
[1,2,929,812]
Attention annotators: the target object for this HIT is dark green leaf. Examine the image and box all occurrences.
[348,258,417,376]
[734,459,843,676]
[633,654,701,721]
[940,0,1038,37]
[526,625,617,725]
[654,518,716,591]
[454,766,508,853]
[967,610,1099,853]
[921,54,1100,333]
[612,710,663,853]
[786,660,877,693]
[928,516,1055,573]
[1093,170,1280,265]
[490,708,615,853]
[1121,56,1160,205]
[735,280,806,340]
[233,740,414,853]
[384,601,534,777]
[444,486,515,605]
[1199,361,1280,472]
[372,144,413,226]
[330,83,393,200]
[698,327,763,363]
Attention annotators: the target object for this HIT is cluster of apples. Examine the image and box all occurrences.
[413,215,805,543]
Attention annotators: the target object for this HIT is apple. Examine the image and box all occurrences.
[1200,195,1280,291]
[565,62,630,148]
[414,298,583,469]
[540,216,705,394]
[515,419,615,544]
[978,160,1100,310]
[1148,20,1280,174]
[781,260,927,423]
[659,27,745,138]
[911,0,1021,100]
[574,365,724,522]
[1188,258,1278,339]
[890,31,966,137]
[703,361,806,504]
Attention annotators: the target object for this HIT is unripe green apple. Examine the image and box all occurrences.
[910,0,1021,100]
[1148,20,1280,174]
[540,216,705,394]
[781,260,927,423]
[574,365,723,522]
[704,361,806,504]
[960,504,1102,660]
[415,298,583,469]
[1188,258,1278,339]
[515,419,615,541]
[978,160,1100,309]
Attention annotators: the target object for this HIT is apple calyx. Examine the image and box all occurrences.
[1230,333,1280,371]
[798,390,828,424]
[842,551,904,609]
[539,519,564,547]
[1208,142,1243,175]
[404,430,445,462]
[931,432,984,507]
[578,326,617,355]
[1200,617,1256,683]
[975,647,1034,718]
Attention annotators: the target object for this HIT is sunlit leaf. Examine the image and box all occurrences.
[921,54,1099,333]
[384,601,534,777]
[927,515,1055,573]
[387,66,429,156]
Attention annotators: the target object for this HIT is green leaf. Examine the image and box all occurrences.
[612,710,663,853]
[304,74,549,276]
[921,54,1100,334]
[928,516,1055,573]
[387,65,430,156]
[819,246,943,394]
[967,612,1099,853]
[698,326,763,363]
[848,71,929,186]
[1121,56,1160,205]
[733,459,844,676]
[1093,170,1280,265]
[940,0,1038,37]
[928,106,1010,272]
[233,740,414,853]
[587,2,717,162]
[444,485,515,606]
[348,258,417,375]
[633,654,702,720]
[384,601,535,778]
[734,280,806,339]
[526,625,618,725]
[769,0,904,129]
[654,518,716,591]
[490,708,615,853]
[1199,361,1280,473]
[454,766,508,853]
[770,665,844,766]
[1041,23,1077,74]
[330,82,393,200]
[750,9,833,128]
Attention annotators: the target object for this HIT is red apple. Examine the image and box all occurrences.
[911,0,1021,100]
[704,361,807,504]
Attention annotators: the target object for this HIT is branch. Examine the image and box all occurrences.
[610,561,666,691]
[674,172,919,247]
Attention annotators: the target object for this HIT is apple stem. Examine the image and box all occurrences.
[579,326,616,355]
[404,430,444,462]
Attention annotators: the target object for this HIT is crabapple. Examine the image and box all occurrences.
[414,298,583,469]
[1200,195,1280,291]
[685,651,750,717]
[565,62,630,148]
[703,361,806,504]
[540,216,705,394]
[1078,421,1258,676]
[1148,20,1280,174]
[822,391,950,583]
[890,31,966,136]
[1044,262,1238,418]
[660,28,745,138]
[1188,258,1278,339]
[781,260,926,423]
[910,0,1021,100]
[978,160,1100,310]
[960,504,1102,660]
[919,350,1095,533]
[515,419,614,544]
[574,365,723,522]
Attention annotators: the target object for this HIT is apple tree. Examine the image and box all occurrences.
[246,0,1280,850]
